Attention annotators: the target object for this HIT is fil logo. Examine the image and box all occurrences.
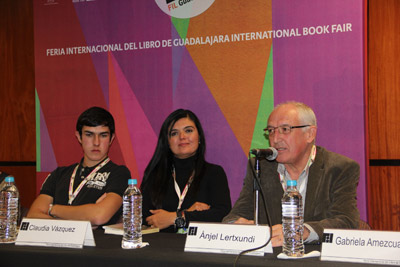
[188,227,198,236]
[322,233,334,243]
[166,0,178,11]
[155,0,215,19]
[20,222,30,231]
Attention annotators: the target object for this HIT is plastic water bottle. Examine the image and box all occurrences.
[121,179,142,249]
[0,176,19,243]
[282,179,304,257]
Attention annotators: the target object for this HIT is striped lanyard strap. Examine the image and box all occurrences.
[172,166,194,211]
[68,157,110,205]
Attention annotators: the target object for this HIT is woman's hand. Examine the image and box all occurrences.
[146,209,176,230]
[186,202,210,212]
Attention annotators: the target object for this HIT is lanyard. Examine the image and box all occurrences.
[172,166,194,211]
[68,157,110,205]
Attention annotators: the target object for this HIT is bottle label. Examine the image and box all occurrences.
[282,203,298,216]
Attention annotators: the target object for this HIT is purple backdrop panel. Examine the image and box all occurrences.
[74,1,174,132]
[272,0,366,219]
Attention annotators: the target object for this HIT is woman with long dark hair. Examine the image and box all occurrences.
[141,109,231,232]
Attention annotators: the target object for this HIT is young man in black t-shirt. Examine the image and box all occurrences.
[27,107,130,226]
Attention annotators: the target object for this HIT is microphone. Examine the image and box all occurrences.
[250,147,278,160]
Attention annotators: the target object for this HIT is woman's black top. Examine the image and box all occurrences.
[142,156,232,232]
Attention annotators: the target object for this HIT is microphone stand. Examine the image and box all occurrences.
[253,156,261,225]
[249,147,277,225]
[236,154,274,264]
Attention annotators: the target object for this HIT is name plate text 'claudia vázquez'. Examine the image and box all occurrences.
[16,218,95,249]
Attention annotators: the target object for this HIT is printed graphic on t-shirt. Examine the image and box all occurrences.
[86,172,110,190]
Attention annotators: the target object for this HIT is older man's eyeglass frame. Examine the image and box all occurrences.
[263,124,311,136]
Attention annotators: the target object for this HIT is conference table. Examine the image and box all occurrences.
[0,229,386,267]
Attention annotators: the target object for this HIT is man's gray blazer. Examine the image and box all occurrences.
[223,146,360,242]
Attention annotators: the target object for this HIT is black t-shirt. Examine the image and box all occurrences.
[40,159,130,225]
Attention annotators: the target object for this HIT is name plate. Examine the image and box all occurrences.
[321,229,400,265]
[184,222,272,256]
[16,218,95,249]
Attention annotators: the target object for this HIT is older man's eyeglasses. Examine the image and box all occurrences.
[264,124,310,136]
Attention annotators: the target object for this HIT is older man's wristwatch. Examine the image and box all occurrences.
[175,210,186,229]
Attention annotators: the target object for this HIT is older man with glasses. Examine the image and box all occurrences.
[223,101,360,247]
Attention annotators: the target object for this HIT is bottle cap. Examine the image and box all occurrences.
[5,176,14,183]
[287,180,297,186]
[128,179,137,185]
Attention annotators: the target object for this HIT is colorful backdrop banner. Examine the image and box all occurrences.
[34,0,367,219]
